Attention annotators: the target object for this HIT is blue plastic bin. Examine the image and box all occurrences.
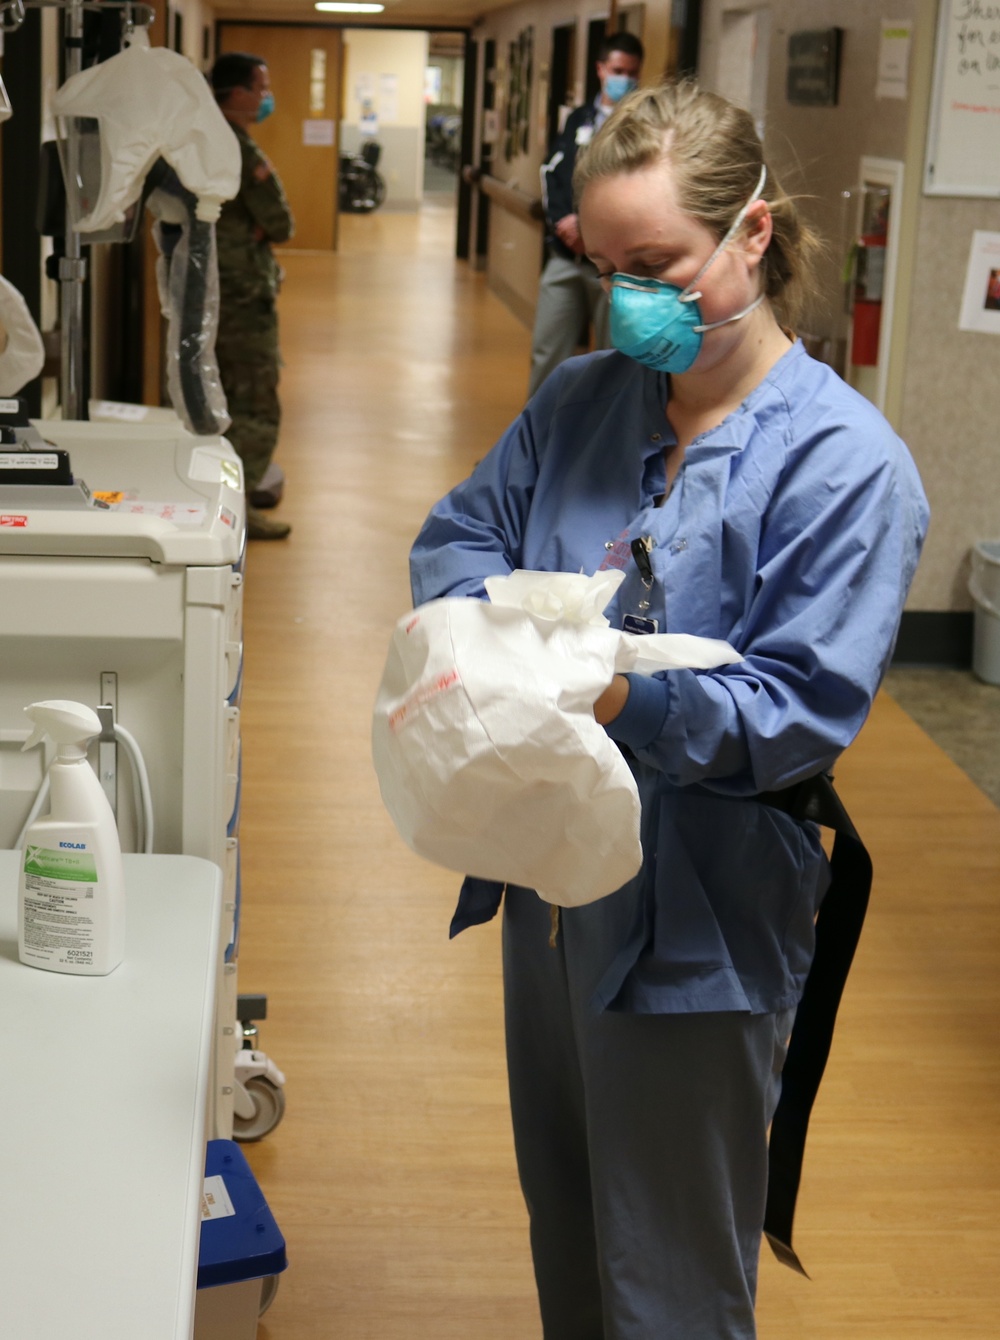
[195,1140,287,1340]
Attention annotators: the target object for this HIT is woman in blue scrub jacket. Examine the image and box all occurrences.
[410,81,929,1340]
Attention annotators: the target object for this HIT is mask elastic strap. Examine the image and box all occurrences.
[610,276,671,294]
[693,290,766,334]
[679,163,768,303]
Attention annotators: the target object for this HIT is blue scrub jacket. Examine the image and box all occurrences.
[410,342,930,1017]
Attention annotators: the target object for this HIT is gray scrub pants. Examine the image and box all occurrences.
[528,253,611,398]
[502,885,794,1340]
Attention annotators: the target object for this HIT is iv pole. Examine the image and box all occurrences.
[59,0,85,419]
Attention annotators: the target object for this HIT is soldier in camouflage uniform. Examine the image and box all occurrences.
[211,52,295,540]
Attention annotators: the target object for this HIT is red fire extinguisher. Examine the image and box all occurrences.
[851,230,886,367]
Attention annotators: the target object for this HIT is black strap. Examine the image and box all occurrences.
[757,773,873,1276]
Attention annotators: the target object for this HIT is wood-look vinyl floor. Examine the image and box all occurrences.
[236,200,1000,1339]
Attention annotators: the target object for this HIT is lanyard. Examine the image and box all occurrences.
[624,534,658,634]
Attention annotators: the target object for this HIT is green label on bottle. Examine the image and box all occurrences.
[23,845,99,883]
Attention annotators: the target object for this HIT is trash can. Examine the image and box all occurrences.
[969,540,1000,685]
[195,1139,287,1340]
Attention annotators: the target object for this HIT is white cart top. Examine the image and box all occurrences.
[0,851,221,1340]
[0,417,245,566]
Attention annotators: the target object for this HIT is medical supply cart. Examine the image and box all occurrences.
[0,400,283,1139]
[0,850,221,1340]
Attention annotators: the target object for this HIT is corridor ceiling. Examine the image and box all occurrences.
[211,0,497,32]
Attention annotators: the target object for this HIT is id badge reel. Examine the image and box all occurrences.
[623,535,658,635]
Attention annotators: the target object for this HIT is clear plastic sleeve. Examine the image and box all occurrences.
[148,185,230,438]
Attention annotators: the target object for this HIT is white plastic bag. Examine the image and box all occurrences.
[372,570,741,906]
[485,569,742,676]
[50,34,240,230]
[0,275,45,396]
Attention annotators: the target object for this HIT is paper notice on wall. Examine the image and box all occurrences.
[958,231,1000,334]
[303,119,335,146]
[877,21,911,99]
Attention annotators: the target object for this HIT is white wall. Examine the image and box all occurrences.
[342,28,428,211]
[161,0,215,69]
[428,55,463,108]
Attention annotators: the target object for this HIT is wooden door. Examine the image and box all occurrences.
[219,25,343,251]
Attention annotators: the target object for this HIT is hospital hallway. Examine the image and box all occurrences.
[234,197,1000,1340]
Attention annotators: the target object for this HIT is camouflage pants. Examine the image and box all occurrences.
[215,297,281,495]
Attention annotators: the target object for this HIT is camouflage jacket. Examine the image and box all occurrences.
[216,123,294,305]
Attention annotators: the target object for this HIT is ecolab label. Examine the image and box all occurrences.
[24,845,98,882]
[0,515,28,528]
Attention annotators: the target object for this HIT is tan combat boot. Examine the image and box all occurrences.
[247,505,291,540]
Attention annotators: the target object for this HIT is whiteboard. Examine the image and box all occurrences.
[924,0,1000,197]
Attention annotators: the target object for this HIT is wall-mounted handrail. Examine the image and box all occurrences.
[462,164,544,225]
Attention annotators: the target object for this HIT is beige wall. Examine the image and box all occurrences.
[342,28,428,210]
[893,2,1000,614]
[472,0,677,326]
[699,0,1000,615]
[174,0,214,69]
[700,0,917,337]
[473,0,995,618]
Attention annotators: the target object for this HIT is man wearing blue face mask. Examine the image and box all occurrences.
[211,52,295,540]
[528,32,644,398]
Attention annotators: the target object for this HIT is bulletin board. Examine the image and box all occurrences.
[924,0,1000,196]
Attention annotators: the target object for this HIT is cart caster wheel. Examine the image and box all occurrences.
[233,1076,286,1142]
[259,1273,281,1316]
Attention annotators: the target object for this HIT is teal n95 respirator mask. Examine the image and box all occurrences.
[608,165,768,373]
[604,74,639,104]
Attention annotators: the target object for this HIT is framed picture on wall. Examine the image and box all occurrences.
[786,29,841,107]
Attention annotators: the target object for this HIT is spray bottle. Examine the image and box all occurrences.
[18,700,125,976]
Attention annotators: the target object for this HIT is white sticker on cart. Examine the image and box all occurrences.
[0,399,20,414]
[0,453,58,469]
[108,500,207,525]
[91,400,148,422]
[201,1175,236,1221]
